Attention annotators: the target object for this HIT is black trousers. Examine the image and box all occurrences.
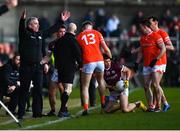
[18,63,43,118]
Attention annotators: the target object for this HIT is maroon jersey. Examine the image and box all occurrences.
[104,62,123,86]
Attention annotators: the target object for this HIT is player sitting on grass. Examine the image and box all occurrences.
[103,54,147,113]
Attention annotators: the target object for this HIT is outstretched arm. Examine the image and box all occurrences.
[6,0,18,9]
[42,10,70,38]
[19,9,27,37]
[165,40,175,51]
[101,40,112,59]
[0,0,18,16]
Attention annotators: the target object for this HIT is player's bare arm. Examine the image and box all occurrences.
[121,66,131,80]
[157,42,166,60]
[101,40,112,59]
[165,40,175,51]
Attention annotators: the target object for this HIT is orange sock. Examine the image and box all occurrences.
[83,103,88,110]
[101,96,105,105]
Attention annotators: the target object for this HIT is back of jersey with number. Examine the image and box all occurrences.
[77,29,104,64]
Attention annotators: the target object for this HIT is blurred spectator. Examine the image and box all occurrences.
[97,23,109,37]
[83,10,95,22]
[110,24,122,37]
[160,9,173,29]
[95,8,107,29]
[6,52,20,114]
[165,51,180,86]
[128,24,139,37]
[169,16,179,36]
[120,29,129,41]
[106,14,120,33]
[128,24,139,47]
[39,11,50,31]
[131,11,144,27]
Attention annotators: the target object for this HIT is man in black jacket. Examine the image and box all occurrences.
[0,0,18,16]
[55,23,82,117]
[18,9,70,119]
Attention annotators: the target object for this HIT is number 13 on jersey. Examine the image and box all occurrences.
[81,33,96,45]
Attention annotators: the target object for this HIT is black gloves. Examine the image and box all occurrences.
[149,58,158,68]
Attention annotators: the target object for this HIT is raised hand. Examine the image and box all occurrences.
[61,10,70,21]
[21,9,26,19]
[6,0,18,9]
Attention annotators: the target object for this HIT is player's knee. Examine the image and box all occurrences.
[65,86,72,95]
[122,108,130,113]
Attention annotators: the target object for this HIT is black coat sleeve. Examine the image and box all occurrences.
[18,18,27,38]
[18,18,26,54]
[42,19,65,38]
[0,4,9,16]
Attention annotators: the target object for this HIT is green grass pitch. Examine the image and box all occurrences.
[0,87,180,130]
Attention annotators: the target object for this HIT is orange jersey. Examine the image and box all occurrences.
[156,29,170,65]
[140,31,164,67]
[77,29,104,64]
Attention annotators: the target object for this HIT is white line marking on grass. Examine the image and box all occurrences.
[21,106,100,130]
[18,88,140,130]
[0,108,49,126]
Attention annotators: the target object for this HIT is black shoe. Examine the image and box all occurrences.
[82,110,89,116]
[44,110,56,116]
[146,108,155,112]
[58,111,70,118]
[32,114,42,118]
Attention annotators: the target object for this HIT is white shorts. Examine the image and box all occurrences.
[82,61,104,74]
[51,69,58,82]
[109,88,129,102]
[143,64,166,75]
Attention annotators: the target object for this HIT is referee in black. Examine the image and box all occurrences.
[55,23,82,117]
[18,9,70,119]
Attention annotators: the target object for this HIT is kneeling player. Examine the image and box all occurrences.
[103,54,147,113]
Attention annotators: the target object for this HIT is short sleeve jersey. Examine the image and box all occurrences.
[157,29,170,65]
[104,62,123,87]
[140,32,164,66]
[77,29,104,64]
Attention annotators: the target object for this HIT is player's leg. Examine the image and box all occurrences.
[94,61,106,110]
[58,83,72,117]
[81,72,92,115]
[58,83,64,94]
[120,92,136,113]
[156,72,170,112]
[95,72,106,108]
[81,63,96,115]
[104,100,120,113]
[143,74,153,111]
[47,81,57,116]
[152,71,163,112]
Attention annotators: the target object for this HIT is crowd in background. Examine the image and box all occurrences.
[1,7,180,88]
